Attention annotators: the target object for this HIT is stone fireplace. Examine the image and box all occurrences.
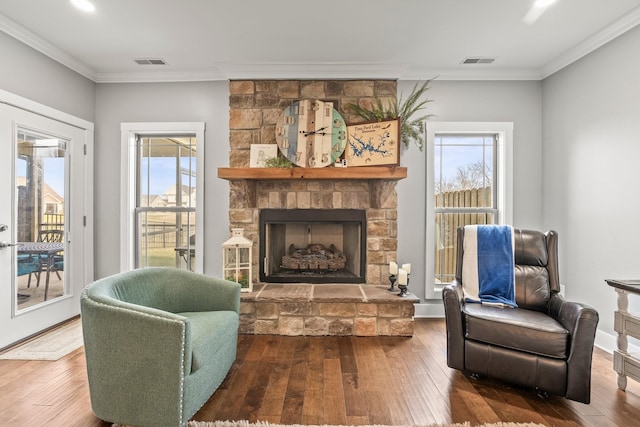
[219,79,417,336]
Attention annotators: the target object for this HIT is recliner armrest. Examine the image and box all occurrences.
[548,292,599,403]
[442,280,465,370]
[548,292,599,347]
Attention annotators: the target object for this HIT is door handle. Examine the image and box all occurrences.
[0,224,7,232]
[0,241,18,249]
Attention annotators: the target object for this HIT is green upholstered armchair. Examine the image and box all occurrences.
[81,268,241,427]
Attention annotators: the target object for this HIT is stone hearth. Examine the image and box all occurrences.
[240,284,418,336]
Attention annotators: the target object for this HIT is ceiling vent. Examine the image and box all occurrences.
[461,57,496,65]
[134,58,167,65]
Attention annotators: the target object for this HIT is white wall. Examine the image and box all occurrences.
[542,25,640,343]
[398,80,543,304]
[0,32,95,122]
[94,82,230,279]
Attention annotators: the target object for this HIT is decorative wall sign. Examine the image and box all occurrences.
[345,118,400,166]
[275,99,347,168]
[249,144,278,167]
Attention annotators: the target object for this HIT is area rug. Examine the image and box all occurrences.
[0,317,83,361]
[113,421,545,427]
[183,423,546,427]
[114,421,547,427]
[181,422,546,427]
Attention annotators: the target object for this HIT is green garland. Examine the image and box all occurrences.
[264,156,294,168]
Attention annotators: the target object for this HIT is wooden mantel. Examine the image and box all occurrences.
[217,166,407,181]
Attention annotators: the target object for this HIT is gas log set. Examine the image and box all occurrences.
[281,243,347,272]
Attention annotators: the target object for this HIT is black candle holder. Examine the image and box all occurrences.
[398,275,410,297]
[388,274,397,292]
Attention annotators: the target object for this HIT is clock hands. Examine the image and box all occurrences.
[300,126,328,136]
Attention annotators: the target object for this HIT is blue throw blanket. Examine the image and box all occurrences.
[462,225,517,307]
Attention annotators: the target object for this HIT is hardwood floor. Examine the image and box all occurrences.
[1,319,639,427]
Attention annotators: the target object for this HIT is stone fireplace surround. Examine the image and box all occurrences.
[221,80,417,336]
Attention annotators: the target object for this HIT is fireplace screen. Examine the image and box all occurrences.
[259,209,366,283]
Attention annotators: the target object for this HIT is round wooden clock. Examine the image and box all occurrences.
[275,99,347,168]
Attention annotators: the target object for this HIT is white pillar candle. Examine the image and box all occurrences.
[389,261,398,275]
[402,263,411,274]
[398,268,408,285]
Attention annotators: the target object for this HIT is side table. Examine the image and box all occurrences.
[605,279,640,390]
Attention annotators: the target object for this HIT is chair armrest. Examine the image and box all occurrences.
[442,280,465,370]
[80,293,188,426]
[548,292,599,403]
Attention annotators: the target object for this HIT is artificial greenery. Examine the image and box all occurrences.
[264,156,294,168]
[347,79,434,151]
[226,276,249,287]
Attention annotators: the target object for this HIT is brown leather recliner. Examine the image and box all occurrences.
[442,227,599,403]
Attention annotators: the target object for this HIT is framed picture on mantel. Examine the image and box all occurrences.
[249,144,278,167]
[344,118,400,167]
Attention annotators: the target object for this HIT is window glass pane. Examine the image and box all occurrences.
[434,135,494,208]
[137,210,196,270]
[433,134,497,285]
[434,212,494,284]
[16,128,68,309]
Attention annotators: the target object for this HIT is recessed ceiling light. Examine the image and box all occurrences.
[524,0,558,24]
[534,0,557,8]
[70,0,96,13]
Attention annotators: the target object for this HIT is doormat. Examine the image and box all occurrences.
[0,317,82,361]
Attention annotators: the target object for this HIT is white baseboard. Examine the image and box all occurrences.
[414,301,445,318]
[595,329,640,355]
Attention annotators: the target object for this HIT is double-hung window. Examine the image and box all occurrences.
[120,122,205,273]
[425,122,513,298]
[136,135,196,270]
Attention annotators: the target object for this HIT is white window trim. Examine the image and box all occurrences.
[425,122,513,299]
[120,122,205,273]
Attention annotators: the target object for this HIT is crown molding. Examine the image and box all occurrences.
[93,68,227,83]
[399,67,543,81]
[0,12,97,81]
[215,62,411,80]
[541,5,640,78]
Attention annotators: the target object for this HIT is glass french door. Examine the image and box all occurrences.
[0,101,92,349]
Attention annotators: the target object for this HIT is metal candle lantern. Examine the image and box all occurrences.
[222,228,253,292]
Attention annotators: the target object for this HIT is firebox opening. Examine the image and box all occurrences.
[259,209,366,283]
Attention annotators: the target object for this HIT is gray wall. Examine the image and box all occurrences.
[398,80,543,303]
[94,82,230,279]
[542,25,640,341]
[0,32,95,122]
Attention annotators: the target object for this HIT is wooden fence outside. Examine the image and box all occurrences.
[434,187,494,283]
